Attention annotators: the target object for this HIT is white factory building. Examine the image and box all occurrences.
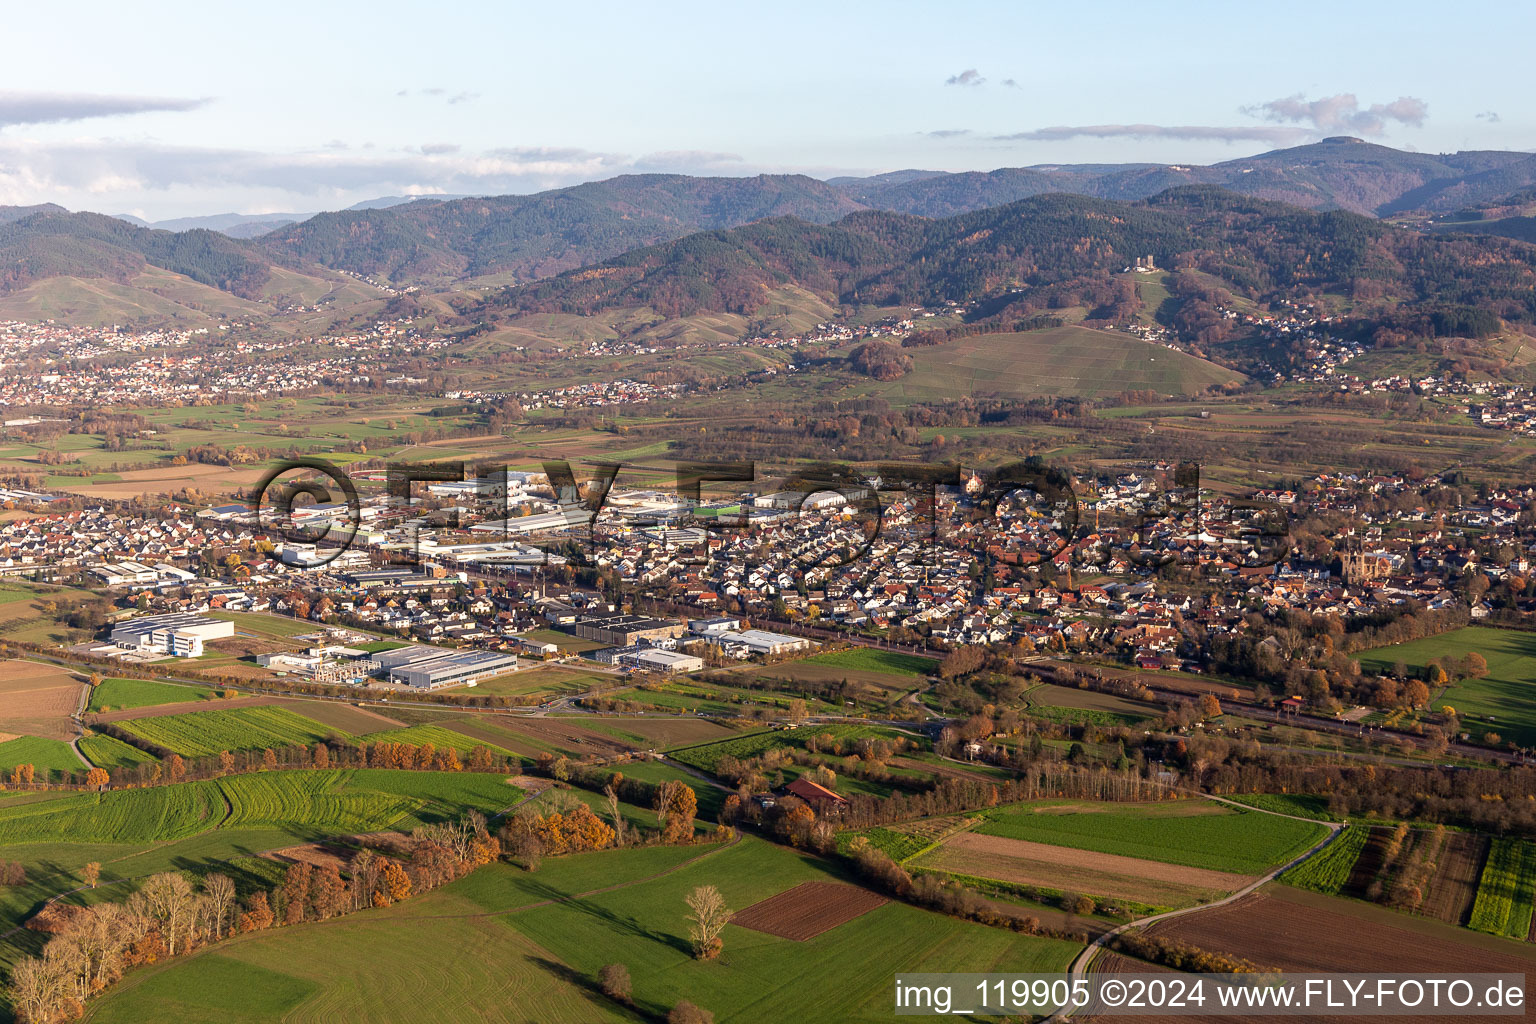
[108,613,235,658]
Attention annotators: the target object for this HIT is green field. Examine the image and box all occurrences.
[0,769,524,847]
[1280,824,1367,895]
[78,733,160,770]
[85,837,1081,1024]
[87,677,216,713]
[0,735,82,776]
[119,705,341,757]
[1356,627,1536,746]
[867,326,1247,403]
[974,800,1328,875]
[801,648,935,677]
[1468,838,1536,939]
[360,724,519,758]
[668,724,904,774]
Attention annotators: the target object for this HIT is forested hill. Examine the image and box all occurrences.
[0,207,272,298]
[256,173,866,285]
[482,187,1536,325]
[839,138,1536,219]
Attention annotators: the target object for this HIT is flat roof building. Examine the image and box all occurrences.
[368,645,519,689]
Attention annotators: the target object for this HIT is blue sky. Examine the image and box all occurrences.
[2,0,1529,218]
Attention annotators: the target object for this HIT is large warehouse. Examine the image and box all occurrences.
[368,645,519,689]
[571,613,686,647]
[108,613,235,658]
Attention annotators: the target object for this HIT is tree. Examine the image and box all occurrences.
[669,1000,715,1024]
[85,767,109,790]
[134,872,197,956]
[1198,694,1222,720]
[202,874,236,940]
[655,781,698,844]
[239,891,273,932]
[684,884,731,960]
[218,750,235,775]
[280,863,312,925]
[81,863,101,890]
[165,755,187,783]
[598,963,632,1003]
[1402,679,1431,710]
[375,861,411,906]
[604,785,628,847]
[261,748,278,771]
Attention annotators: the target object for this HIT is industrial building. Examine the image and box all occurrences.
[368,645,519,689]
[571,612,686,647]
[709,629,814,657]
[108,613,235,658]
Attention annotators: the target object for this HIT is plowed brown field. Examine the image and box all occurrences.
[0,661,84,739]
[730,881,888,940]
[916,832,1250,908]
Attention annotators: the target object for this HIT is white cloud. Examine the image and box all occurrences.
[0,91,208,128]
[994,124,1311,144]
[1244,93,1428,136]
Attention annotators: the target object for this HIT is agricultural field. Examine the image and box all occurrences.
[1355,626,1536,746]
[117,705,343,757]
[0,735,84,777]
[358,724,519,759]
[87,676,216,713]
[83,835,1081,1024]
[845,815,975,862]
[730,881,888,940]
[78,732,161,770]
[668,723,908,774]
[1467,838,1536,939]
[467,664,613,698]
[1022,683,1161,726]
[1281,824,1368,895]
[972,799,1328,875]
[1138,884,1536,977]
[0,769,523,848]
[914,831,1252,910]
[801,648,936,677]
[866,326,1246,403]
[0,659,84,740]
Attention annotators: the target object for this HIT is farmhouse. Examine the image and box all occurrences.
[785,777,847,807]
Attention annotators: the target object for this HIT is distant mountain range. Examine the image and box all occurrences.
[110,195,478,239]
[480,186,1536,326]
[6,139,1536,327]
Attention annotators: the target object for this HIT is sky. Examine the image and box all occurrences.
[2,0,1531,220]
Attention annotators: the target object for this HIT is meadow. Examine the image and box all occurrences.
[973,799,1328,875]
[1356,626,1536,746]
[118,705,340,757]
[801,648,935,677]
[0,735,83,777]
[87,677,216,713]
[84,837,1082,1024]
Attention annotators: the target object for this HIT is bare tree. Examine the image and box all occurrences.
[202,874,236,941]
[133,872,197,956]
[684,884,731,960]
[604,785,627,847]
